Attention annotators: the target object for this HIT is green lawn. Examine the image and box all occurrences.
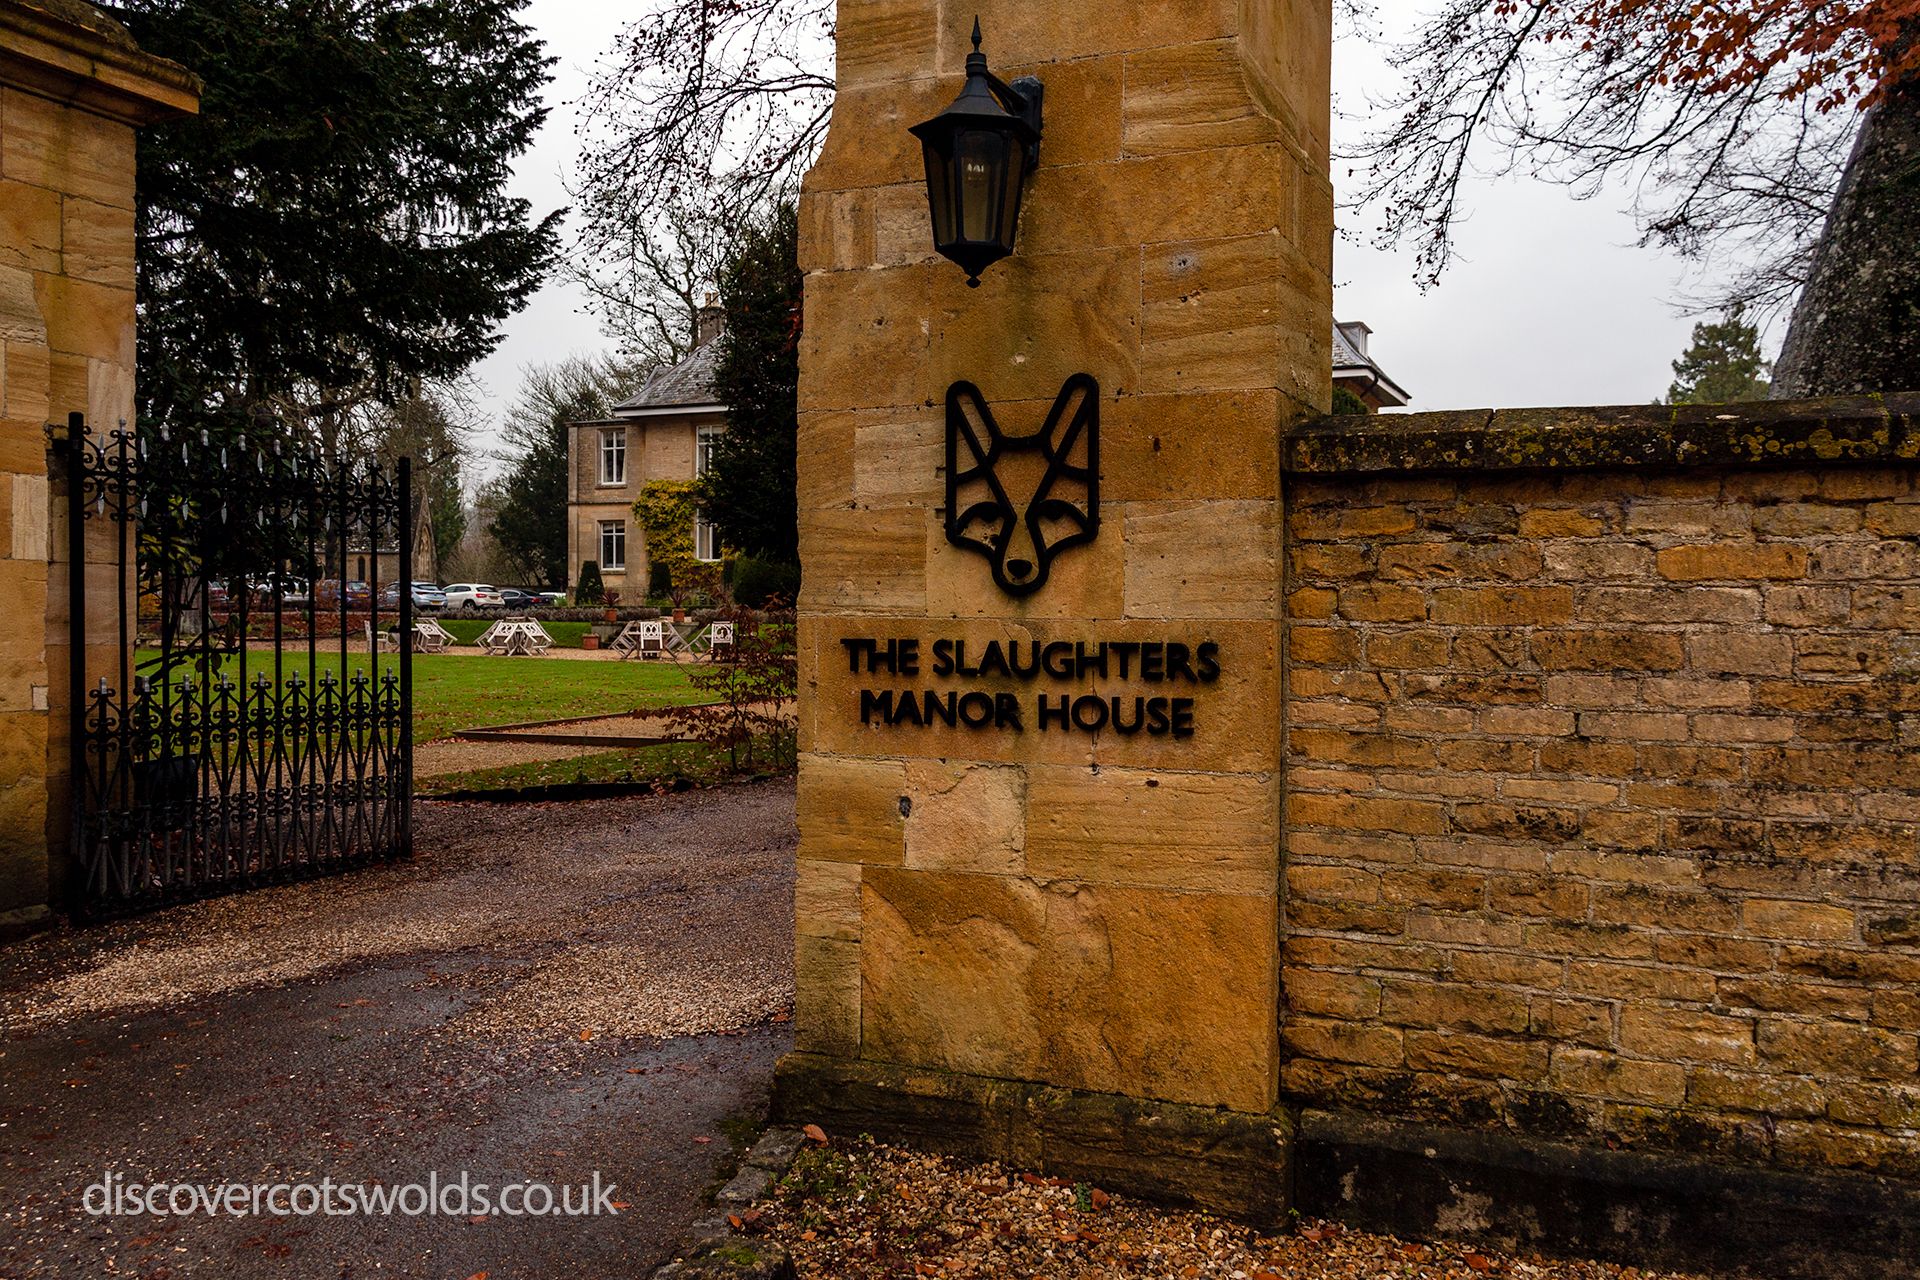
[134,649,702,742]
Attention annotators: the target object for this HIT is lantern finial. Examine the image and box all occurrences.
[971,16,981,52]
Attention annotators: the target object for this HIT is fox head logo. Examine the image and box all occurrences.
[944,374,1099,597]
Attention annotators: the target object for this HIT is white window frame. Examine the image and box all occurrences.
[599,427,627,486]
[694,511,721,563]
[599,520,626,570]
[696,425,721,478]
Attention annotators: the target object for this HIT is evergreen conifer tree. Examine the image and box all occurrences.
[1665,308,1774,405]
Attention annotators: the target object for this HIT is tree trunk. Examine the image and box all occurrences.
[1772,80,1920,397]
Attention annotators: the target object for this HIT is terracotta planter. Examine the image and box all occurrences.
[580,634,600,651]
[672,608,686,623]
[603,608,618,624]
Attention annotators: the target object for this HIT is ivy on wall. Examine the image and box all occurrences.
[634,479,722,605]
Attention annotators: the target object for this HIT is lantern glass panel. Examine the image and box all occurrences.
[997,141,1027,246]
[922,138,954,245]
[956,130,1001,243]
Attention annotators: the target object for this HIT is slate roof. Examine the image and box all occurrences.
[1331,323,1369,371]
[1331,321,1411,406]
[612,336,724,412]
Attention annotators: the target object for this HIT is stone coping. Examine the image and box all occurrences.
[0,0,200,124]
[1286,392,1920,476]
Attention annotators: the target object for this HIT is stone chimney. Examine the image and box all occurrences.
[694,294,724,347]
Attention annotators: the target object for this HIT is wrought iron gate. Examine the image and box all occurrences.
[56,411,414,914]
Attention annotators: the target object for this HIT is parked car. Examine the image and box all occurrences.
[537,591,566,607]
[443,583,504,612]
[314,580,372,609]
[379,581,448,611]
[498,588,541,611]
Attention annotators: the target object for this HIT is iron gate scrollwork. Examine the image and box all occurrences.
[56,411,414,914]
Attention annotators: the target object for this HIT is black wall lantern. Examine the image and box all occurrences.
[910,19,1044,287]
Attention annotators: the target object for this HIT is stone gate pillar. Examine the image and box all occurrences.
[0,0,196,932]
[781,0,1331,1215]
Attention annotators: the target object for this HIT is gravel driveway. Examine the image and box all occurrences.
[0,781,798,1280]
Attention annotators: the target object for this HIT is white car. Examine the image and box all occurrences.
[443,583,505,612]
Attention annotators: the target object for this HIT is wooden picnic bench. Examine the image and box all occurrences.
[479,616,553,656]
[414,618,456,653]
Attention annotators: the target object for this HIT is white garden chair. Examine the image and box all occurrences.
[614,619,665,660]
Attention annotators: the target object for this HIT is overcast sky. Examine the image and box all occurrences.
[467,0,1751,471]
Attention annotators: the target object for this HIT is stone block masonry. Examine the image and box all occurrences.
[786,0,1327,1224]
[1283,398,1920,1186]
[0,1,196,928]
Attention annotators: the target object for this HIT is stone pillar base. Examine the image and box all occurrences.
[1297,1109,1920,1280]
[771,1052,1292,1224]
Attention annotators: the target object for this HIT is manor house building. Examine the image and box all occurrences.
[566,311,727,598]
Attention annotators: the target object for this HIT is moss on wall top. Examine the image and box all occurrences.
[1285,393,1920,476]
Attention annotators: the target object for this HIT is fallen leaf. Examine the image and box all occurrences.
[1465,1252,1494,1273]
[802,1123,828,1144]
[465,1272,488,1280]
[577,1029,592,1041]
[694,1135,712,1145]
[1090,1188,1111,1210]
[728,1214,744,1230]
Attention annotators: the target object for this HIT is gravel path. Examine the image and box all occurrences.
[414,737,604,777]
[0,782,798,1280]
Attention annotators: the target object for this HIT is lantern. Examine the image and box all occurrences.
[909,19,1044,287]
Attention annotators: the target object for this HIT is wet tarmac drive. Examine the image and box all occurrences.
[0,782,798,1279]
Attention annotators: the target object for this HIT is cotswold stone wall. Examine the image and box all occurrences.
[1281,399,1920,1179]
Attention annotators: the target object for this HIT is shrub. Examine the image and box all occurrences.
[730,556,801,609]
[576,560,604,606]
[664,604,797,773]
[1331,385,1370,416]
